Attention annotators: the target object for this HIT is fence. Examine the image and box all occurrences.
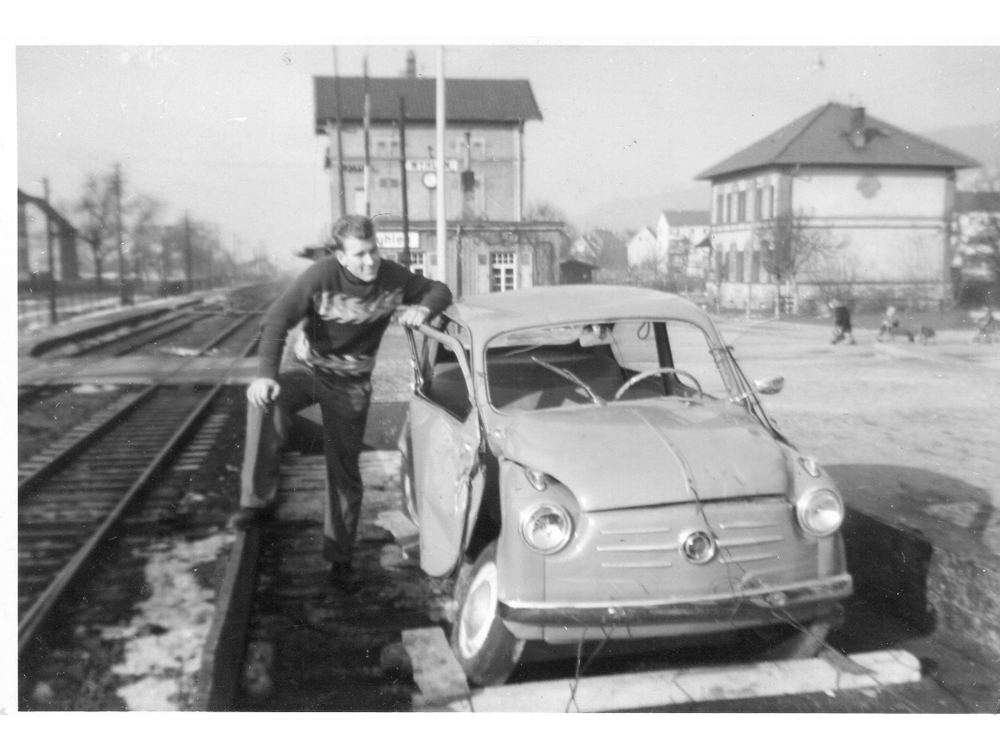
[17,276,227,333]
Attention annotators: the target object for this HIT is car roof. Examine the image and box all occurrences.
[448,285,718,342]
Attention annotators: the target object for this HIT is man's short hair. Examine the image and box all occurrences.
[329,215,376,250]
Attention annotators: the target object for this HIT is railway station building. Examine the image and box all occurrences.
[696,102,980,312]
[313,62,565,297]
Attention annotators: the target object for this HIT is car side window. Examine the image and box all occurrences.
[609,320,661,373]
[444,319,471,350]
[421,336,473,421]
[663,320,729,399]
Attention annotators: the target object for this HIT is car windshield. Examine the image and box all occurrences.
[485,318,736,413]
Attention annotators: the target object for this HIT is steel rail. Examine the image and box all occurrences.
[77,311,214,357]
[17,334,261,655]
[17,309,264,495]
[196,307,263,353]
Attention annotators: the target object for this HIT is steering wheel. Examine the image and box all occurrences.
[613,367,704,402]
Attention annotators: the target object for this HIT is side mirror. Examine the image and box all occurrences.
[754,375,784,395]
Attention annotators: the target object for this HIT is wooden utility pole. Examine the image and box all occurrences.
[43,178,57,324]
[399,96,410,268]
[363,53,372,217]
[435,46,447,284]
[114,163,129,305]
[184,213,193,293]
[332,47,346,218]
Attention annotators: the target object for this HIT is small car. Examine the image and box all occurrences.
[398,285,852,686]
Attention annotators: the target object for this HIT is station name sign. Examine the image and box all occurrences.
[338,160,460,173]
[376,231,421,249]
[405,159,460,173]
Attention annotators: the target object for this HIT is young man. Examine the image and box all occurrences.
[231,215,452,592]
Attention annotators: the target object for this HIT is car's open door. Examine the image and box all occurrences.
[404,323,484,577]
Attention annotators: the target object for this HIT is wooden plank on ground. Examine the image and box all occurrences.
[374,509,418,543]
[360,450,401,487]
[402,627,471,708]
[193,528,262,711]
[423,649,920,713]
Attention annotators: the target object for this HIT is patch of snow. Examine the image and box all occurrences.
[99,533,231,710]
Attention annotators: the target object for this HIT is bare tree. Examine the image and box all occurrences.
[126,193,166,285]
[755,208,835,317]
[968,214,1000,303]
[75,171,117,287]
[635,250,669,290]
[525,200,577,251]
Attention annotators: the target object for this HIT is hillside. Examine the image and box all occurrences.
[570,183,710,233]
[922,122,1000,170]
[570,122,999,236]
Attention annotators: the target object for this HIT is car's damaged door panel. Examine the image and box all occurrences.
[405,324,484,577]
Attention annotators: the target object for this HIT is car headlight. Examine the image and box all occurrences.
[796,488,844,536]
[520,503,573,554]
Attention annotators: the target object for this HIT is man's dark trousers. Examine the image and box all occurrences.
[240,364,372,563]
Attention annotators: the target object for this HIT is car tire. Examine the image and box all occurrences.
[450,541,525,686]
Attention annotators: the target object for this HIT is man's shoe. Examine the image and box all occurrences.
[228,506,274,531]
[329,561,361,594]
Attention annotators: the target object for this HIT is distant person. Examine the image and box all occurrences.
[829,298,856,345]
[230,215,453,593]
[878,305,913,342]
[977,304,1000,343]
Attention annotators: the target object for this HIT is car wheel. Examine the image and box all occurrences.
[450,541,525,686]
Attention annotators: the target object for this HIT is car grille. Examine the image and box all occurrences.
[542,496,827,604]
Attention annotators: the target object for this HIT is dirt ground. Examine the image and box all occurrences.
[716,315,1000,511]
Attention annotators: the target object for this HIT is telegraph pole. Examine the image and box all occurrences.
[332,46,346,218]
[114,163,128,305]
[363,52,372,217]
[184,213,193,293]
[44,178,57,324]
[399,96,410,268]
[435,46,447,284]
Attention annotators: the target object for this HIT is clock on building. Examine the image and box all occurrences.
[422,172,438,189]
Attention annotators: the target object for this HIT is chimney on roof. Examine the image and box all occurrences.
[849,107,867,149]
[404,50,417,78]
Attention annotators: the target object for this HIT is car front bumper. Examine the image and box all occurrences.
[497,572,853,628]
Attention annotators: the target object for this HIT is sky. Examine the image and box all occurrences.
[12,34,1000,270]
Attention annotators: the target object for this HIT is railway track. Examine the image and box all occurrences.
[17,292,272,706]
[29,282,276,360]
[18,288,271,461]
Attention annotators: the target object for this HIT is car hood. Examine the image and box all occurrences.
[489,401,789,511]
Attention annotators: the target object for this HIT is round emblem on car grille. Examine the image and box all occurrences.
[680,530,716,564]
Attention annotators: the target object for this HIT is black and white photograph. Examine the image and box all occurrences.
[7,7,1000,730]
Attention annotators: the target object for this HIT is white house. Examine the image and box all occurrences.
[656,210,710,256]
[696,102,980,311]
[626,226,658,267]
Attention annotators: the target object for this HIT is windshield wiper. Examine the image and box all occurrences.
[531,356,606,406]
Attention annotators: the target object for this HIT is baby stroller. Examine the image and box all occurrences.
[974,307,1000,344]
[876,306,914,342]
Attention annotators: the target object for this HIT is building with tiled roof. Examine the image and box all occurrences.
[314,77,542,128]
[697,102,980,312]
[655,210,711,280]
[313,59,562,296]
[626,226,658,267]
